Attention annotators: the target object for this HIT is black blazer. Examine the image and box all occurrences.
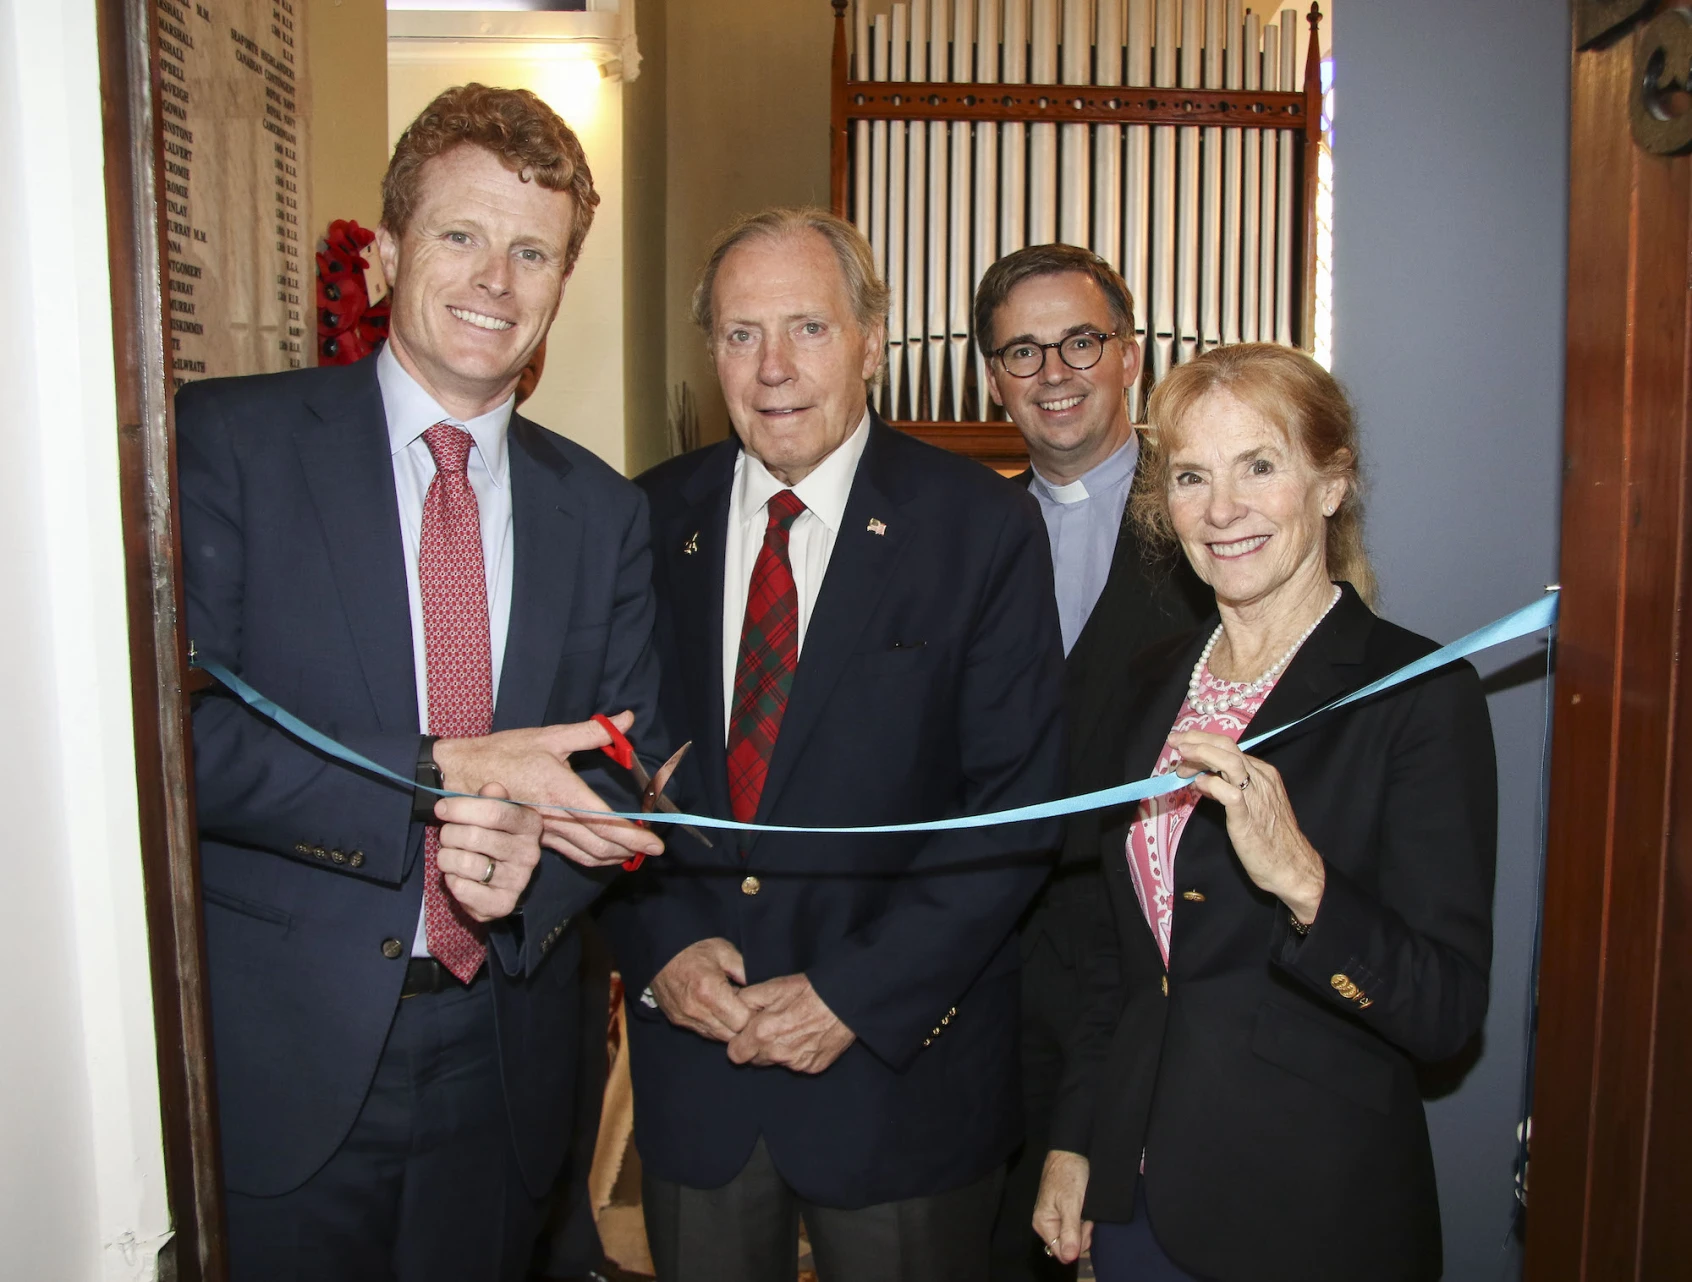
[1049,584,1497,1282]
[1015,465,1209,963]
[178,356,663,1198]
[599,414,1066,1208]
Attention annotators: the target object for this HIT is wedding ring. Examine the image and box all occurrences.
[1239,773,1252,790]
[480,857,496,884]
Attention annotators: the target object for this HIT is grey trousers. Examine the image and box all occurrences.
[643,1137,1005,1282]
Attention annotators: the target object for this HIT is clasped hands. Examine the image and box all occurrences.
[425,710,666,923]
[650,938,856,1074]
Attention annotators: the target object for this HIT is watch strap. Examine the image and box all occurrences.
[412,735,443,825]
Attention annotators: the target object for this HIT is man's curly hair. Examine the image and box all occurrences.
[382,83,600,271]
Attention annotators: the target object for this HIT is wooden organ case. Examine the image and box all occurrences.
[829,0,1325,466]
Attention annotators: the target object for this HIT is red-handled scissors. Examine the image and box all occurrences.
[591,714,713,869]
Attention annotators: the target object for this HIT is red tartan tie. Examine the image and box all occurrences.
[419,423,492,983]
[726,488,807,823]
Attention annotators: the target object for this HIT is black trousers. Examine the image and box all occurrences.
[225,976,544,1282]
[991,928,1086,1282]
[643,1137,1004,1282]
[530,917,614,1279]
[1089,1186,1207,1282]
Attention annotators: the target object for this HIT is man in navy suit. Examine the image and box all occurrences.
[178,85,664,1280]
[599,208,1066,1281]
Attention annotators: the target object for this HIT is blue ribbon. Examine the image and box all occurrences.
[192,591,1557,836]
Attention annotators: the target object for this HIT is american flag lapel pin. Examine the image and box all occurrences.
[683,531,699,555]
[867,518,887,537]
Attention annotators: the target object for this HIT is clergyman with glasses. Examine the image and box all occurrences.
[973,244,1208,1282]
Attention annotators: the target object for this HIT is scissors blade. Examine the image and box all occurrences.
[641,741,713,848]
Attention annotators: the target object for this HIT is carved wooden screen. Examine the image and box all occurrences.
[829,0,1323,465]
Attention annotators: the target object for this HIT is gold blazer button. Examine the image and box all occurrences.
[741,876,761,896]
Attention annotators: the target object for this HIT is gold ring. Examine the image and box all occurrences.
[480,857,496,884]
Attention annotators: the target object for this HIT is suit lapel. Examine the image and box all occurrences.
[1101,587,1371,966]
[1066,518,1153,760]
[1242,583,1373,750]
[494,417,581,731]
[667,441,738,821]
[295,361,417,734]
[753,419,914,832]
[1102,634,1204,961]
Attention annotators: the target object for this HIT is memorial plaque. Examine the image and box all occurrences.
[157,0,311,385]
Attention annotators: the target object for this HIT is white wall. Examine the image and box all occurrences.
[389,21,628,474]
[0,3,170,1280]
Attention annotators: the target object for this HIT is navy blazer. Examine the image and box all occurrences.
[178,356,662,1198]
[599,415,1067,1209]
[1049,584,1497,1282]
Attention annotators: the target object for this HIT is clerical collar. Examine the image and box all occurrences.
[1031,433,1141,506]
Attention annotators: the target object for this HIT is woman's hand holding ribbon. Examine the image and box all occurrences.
[1168,730,1327,926]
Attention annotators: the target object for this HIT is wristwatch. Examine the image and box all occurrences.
[412,735,443,824]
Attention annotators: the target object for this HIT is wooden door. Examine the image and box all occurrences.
[97,0,226,1276]
[1527,5,1692,1277]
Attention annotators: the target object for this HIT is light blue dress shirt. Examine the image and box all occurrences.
[376,342,517,957]
[1028,434,1141,656]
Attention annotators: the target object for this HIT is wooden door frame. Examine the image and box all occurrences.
[1527,5,1692,1277]
[96,0,226,1276]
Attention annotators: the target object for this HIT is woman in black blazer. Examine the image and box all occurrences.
[1033,344,1497,1282]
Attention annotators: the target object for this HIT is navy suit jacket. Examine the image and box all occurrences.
[599,415,1067,1208]
[1050,585,1497,1281]
[177,356,662,1198]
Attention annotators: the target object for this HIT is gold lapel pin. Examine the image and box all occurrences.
[867,518,887,537]
[683,532,699,555]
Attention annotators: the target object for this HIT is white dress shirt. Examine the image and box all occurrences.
[721,411,872,738]
[376,343,517,957]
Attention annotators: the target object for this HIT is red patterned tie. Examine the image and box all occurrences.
[419,423,492,983]
[726,488,807,823]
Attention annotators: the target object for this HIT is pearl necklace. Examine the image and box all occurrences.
[1187,586,1342,716]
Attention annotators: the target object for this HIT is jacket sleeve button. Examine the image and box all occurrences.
[330,849,346,864]
[349,852,364,868]
[381,938,404,960]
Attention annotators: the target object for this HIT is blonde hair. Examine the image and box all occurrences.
[1134,343,1376,605]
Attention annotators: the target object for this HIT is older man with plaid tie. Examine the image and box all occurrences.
[177,86,664,1281]
[599,208,1066,1282]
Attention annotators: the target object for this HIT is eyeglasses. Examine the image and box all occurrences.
[990,331,1121,378]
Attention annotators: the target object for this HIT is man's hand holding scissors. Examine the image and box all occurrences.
[432,711,665,869]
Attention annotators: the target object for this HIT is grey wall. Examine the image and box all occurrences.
[1333,3,1568,1279]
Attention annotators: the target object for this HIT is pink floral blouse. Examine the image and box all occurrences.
[1126,666,1282,966]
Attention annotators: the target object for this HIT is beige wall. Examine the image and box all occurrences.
[663,0,834,447]
[623,0,669,475]
[309,0,388,235]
